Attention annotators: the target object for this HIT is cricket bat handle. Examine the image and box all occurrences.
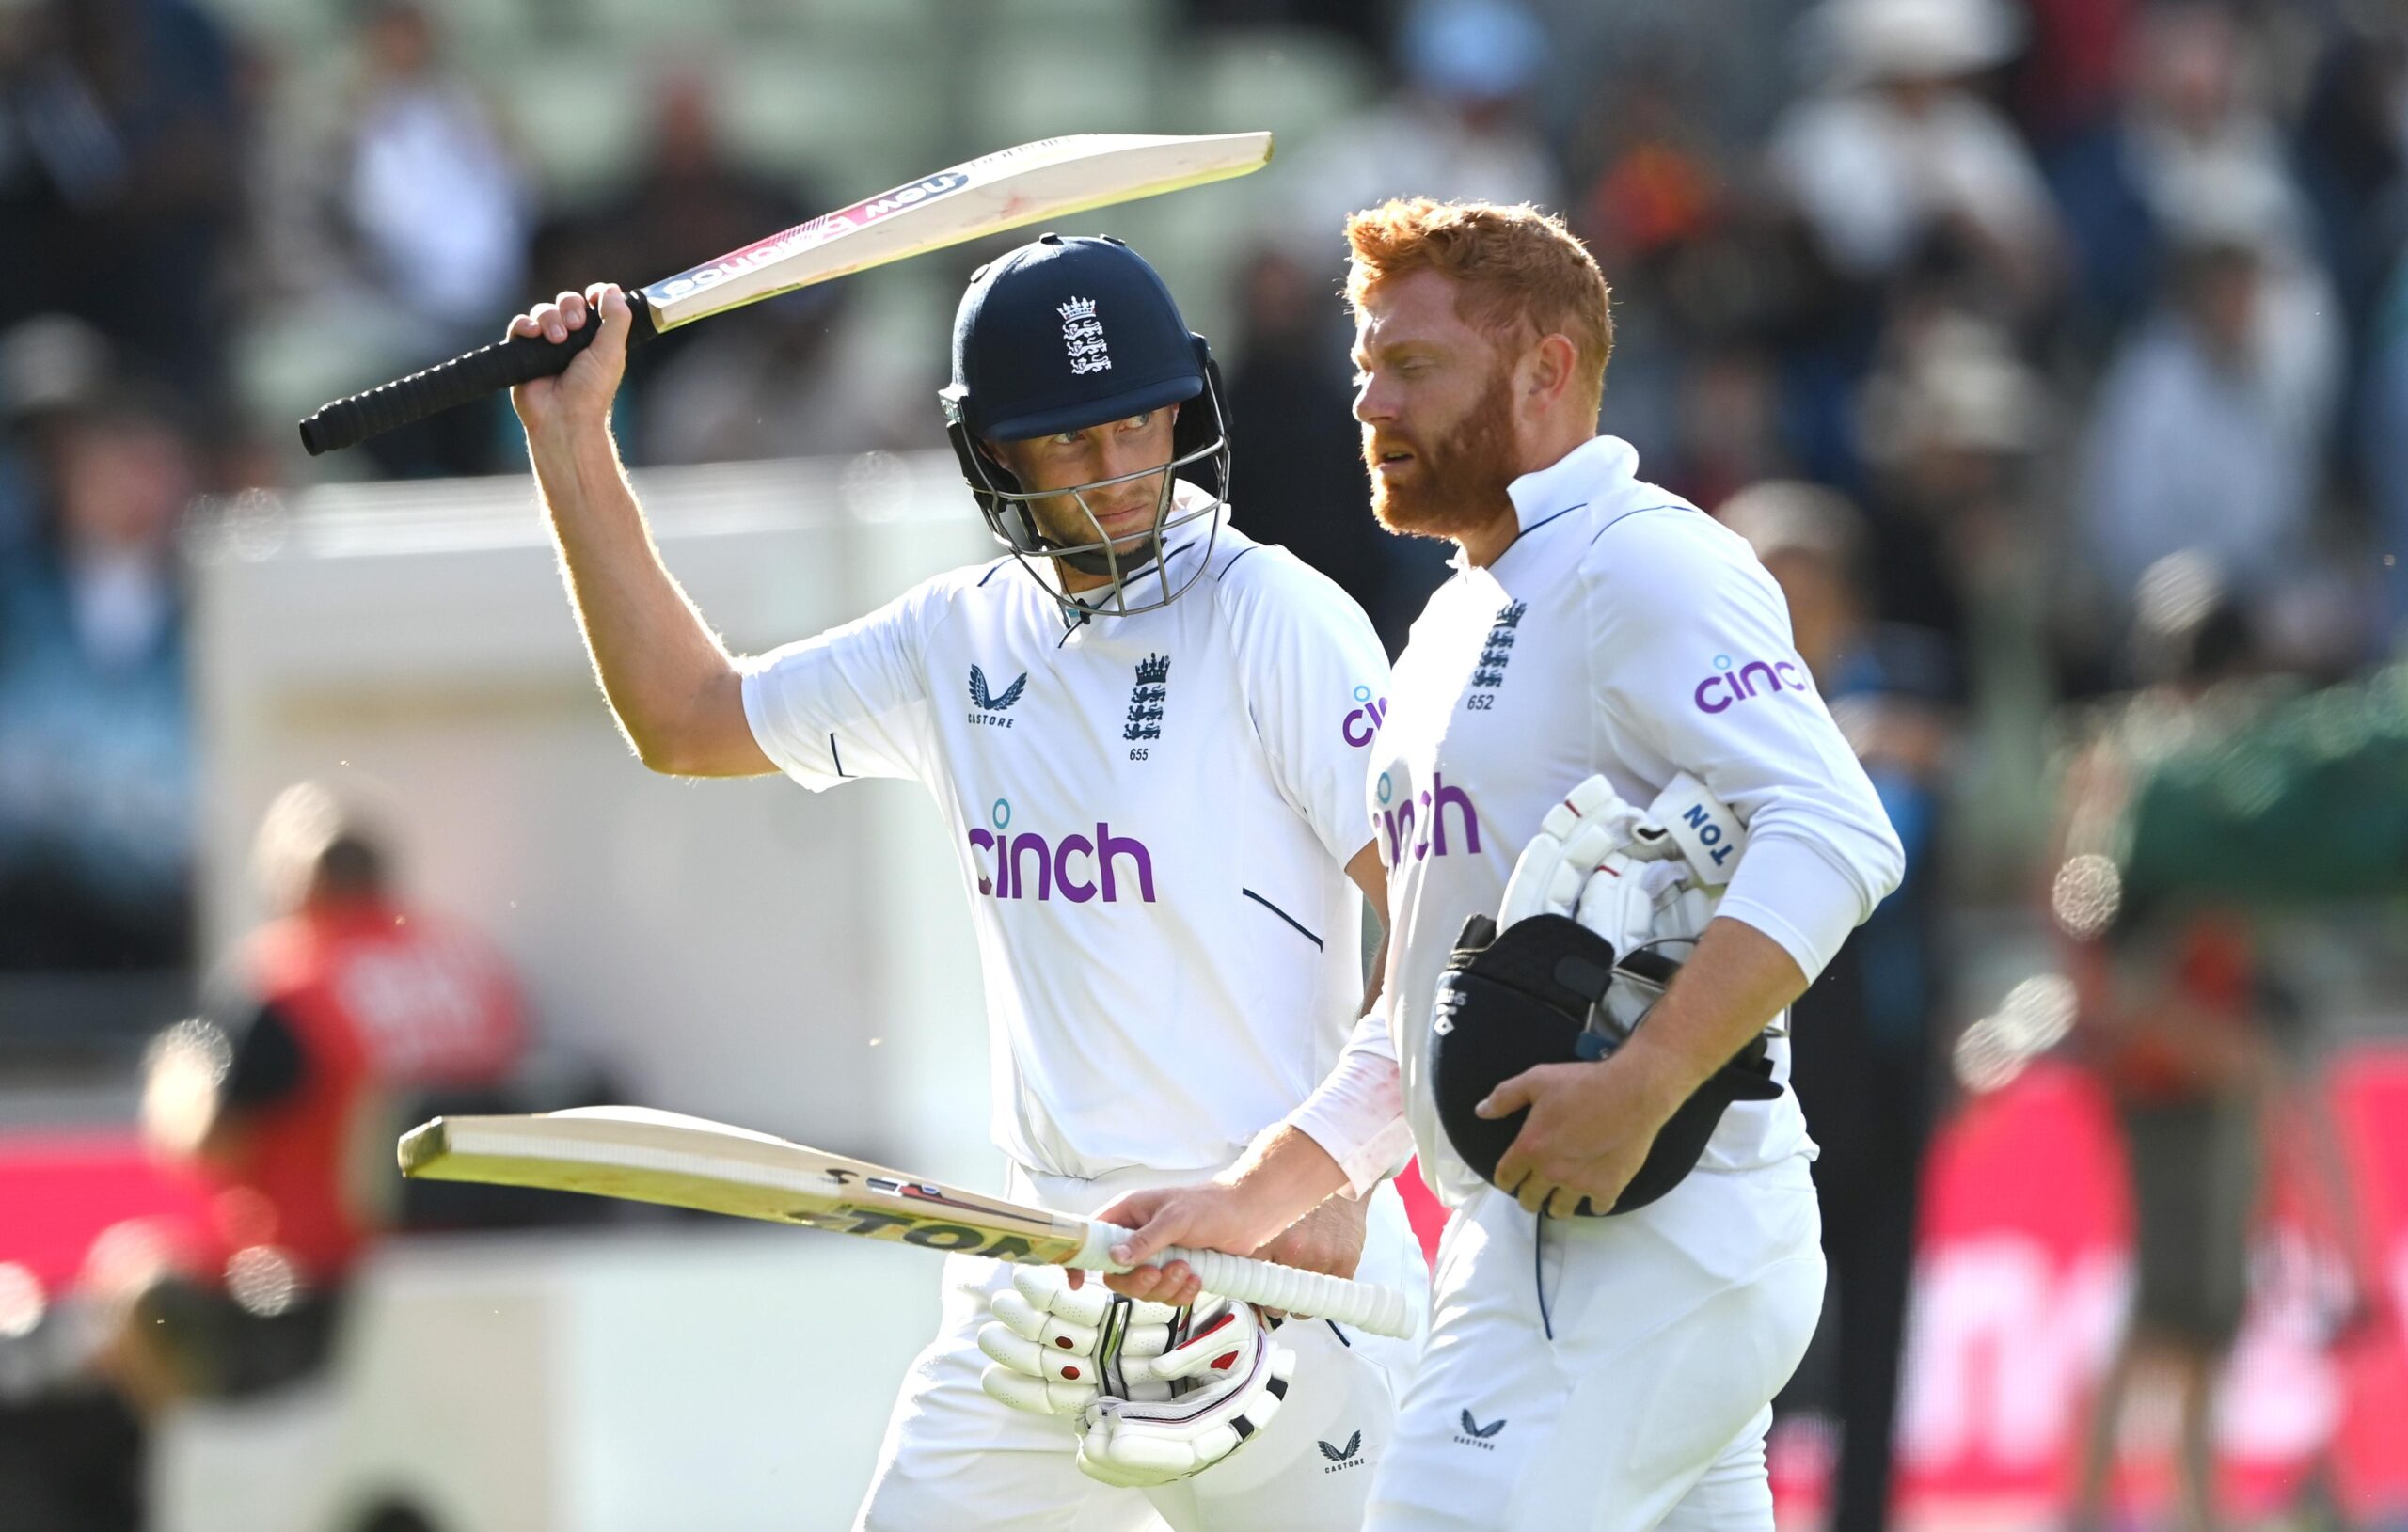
[297,287,656,456]
[1086,1224,1415,1339]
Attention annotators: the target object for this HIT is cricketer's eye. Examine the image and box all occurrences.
[1118,411,1154,431]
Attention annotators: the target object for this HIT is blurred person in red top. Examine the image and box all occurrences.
[2051,558,2279,1532]
[102,781,527,1406]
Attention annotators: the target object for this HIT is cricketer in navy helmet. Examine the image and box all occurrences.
[501,237,1424,1530]
[1096,199,1907,1532]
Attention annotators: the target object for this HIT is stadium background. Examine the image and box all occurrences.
[4,0,2408,1527]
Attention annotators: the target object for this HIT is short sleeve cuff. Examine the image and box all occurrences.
[739,656,841,791]
[1716,831,1871,984]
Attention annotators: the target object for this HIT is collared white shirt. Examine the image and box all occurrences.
[1298,435,1904,1207]
[741,513,1392,1180]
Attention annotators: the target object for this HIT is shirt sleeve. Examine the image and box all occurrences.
[1286,997,1415,1198]
[1586,510,1906,981]
[218,997,308,1113]
[738,579,943,790]
[1214,545,1394,865]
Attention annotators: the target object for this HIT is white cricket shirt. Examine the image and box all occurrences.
[741,509,1392,1180]
[1362,435,1905,1207]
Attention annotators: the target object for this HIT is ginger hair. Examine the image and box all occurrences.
[1344,198,1613,412]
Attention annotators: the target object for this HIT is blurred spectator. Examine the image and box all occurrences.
[1270,0,1566,264]
[0,0,243,408]
[529,70,800,422]
[1173,0,1384,51]
[257,0,528,477]
[1655,345,1793,516]
[1224,245,1428,653]
[2363,260,2408,650]
[2075,176,2347,670]
[0,313,117,560]
[1722,481,1954,1532]
[0,387,196,973]
[524,67,915,466]
[2009,0,2142,148]
[1538,0,1819,157]
[1855,312,2056,886]
[1563,55,1809,497]
[96,782,531,1409]
[1767,0,2063,321]
[1854,311,2047,651]
[2052,565,2280,1532]
[634,279,917,466]
[1259,0,1562,636]
[2296,15,2408,347]
[2048,4,2319,344]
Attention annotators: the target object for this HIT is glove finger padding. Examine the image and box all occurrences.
[1497,775,1652,927]
[1073,1297,1294,1488]
[1576,853,1713,1042]
[979,1266,1182,1417]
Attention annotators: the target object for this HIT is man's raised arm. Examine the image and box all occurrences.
[510,282,772,779]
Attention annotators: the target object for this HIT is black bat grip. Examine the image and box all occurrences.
[296,289,656,455]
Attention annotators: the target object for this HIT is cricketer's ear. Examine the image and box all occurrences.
[1519,332,1582,414]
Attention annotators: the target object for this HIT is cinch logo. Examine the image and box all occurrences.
[1341,684,1388,748]
[1376,771,1481,866]
[967,800,1155,903]
[1452,1409,1506,1450]
[1693,653,1808,714]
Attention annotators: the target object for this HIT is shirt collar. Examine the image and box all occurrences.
[1507,434,1636,531]
[1449,434,1640,571]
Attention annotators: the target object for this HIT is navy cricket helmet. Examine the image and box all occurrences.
[939,234,1231,616]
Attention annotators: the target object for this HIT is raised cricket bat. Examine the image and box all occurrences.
[400,1106,1413,1338]
[297,131,1275,455]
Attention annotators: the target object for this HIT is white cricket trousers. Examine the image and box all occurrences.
[853,1161,1428,1532]
[1368,1154,1824,1532]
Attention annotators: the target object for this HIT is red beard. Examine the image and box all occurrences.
[1363,371,1520,542]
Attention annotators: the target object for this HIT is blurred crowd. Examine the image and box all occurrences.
[4,0,2407,1523]
[8,0,2408,986]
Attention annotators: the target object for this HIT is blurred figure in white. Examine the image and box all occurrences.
[1768,0,2063,314]
[254,0,528,475]
[2077,166,2348,669]
[339,0,527,339]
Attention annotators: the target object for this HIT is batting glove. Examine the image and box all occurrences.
[978,1265,1180,1417]
[1497,773,1745,1026]
[1072,1295,1295,1488]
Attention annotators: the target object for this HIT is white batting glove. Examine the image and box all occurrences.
[1497,776,1664,929]
[1072,1296,1295,1488]
[1497,773,1745,1001]
[977,1266,1181,1417]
